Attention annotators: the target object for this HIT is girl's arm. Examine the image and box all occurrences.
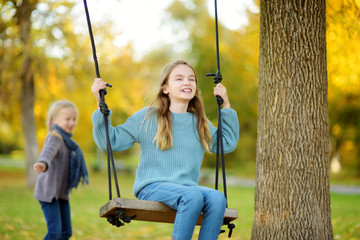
[91,77,138,151]
[210,83,239,153]
[33,136,61,173]
[92,111,138,152]
[209,109,239,154]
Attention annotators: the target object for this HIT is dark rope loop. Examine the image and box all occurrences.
[99,100,110,116]
[227,222,235,238]
[105,210,136,228]
[117,209,136,223]
[221,219,235,238]
[107,215,124,227]
[216,95,224,105]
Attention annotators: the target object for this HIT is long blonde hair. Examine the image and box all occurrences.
[149,60,212,151]
[47,100,78,139]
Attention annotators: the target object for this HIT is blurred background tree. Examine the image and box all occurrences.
[1,0,40,186]
[327,0,360,177]
[0,0,359,185]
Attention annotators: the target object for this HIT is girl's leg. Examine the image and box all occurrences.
[138,182,204,240]
[39,199,62,240]
[59,199,72,240]
[194,186,227,240]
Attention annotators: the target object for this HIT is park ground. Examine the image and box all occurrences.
[0,156,359,240]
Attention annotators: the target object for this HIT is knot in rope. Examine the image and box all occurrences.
[216,95,224,105]
[222,219,235,238]
[227,222,235,238]
[106,209,136,228]
[106,215,124,227]
[99,100,110,116]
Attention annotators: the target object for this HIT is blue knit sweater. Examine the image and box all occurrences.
[92,107,239,197]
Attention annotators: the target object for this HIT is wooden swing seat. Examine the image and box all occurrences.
[100,198,238,225]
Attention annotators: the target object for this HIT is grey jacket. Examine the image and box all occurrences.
[33,135,70,202]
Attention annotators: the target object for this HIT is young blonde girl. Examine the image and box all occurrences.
[91,60,239,240]
[34,100,89,240]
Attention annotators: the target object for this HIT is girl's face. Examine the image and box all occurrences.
[163,64,197,104]
[53,107,77,134]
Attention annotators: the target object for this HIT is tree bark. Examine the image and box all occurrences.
[16,0,39,187]
[251,0,333,239]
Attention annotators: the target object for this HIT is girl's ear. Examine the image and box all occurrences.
[163,87,169,95]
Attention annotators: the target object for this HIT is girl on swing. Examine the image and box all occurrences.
[91,60,239,240]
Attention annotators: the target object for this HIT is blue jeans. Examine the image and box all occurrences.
[138,182,226,240]
[39,198,72,240]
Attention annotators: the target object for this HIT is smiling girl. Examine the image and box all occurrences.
[91,60,239,240]
[33,100,89,240]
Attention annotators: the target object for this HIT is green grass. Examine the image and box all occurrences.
[0,167,359,240]
[331,193,360,240]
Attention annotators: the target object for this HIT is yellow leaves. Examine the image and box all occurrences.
[4,222,15,232]
[33,104,42,118]
[356,0,360,7]
[331,124,341,136]
[0,122,12,138]
[343,140,355,151]
[327,0,360,99]
[48,67,65,94]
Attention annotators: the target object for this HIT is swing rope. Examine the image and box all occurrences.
[206,0,235,237]
[82,0,120,201]
[206,0,227,203]
[83,0,131,227]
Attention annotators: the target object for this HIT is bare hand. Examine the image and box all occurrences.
[91,78,108,103]
[213,83,231,108]
[34,162,46,174]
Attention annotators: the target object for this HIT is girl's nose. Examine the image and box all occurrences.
[184,79,191,85]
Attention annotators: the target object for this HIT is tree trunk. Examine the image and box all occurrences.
[16,0,39,187]
[251,0,333,239]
